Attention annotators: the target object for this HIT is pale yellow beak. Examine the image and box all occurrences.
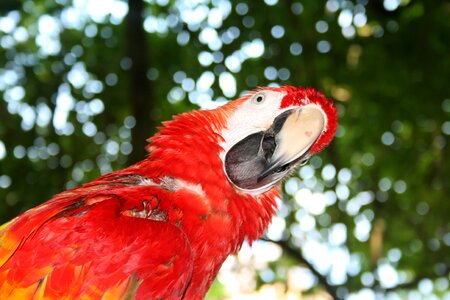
[259,105,325,178]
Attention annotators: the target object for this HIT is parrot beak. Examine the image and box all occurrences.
[224,105,325,192]
[258,106,325,180]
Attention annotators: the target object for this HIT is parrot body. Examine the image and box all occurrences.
[0,86,337,299]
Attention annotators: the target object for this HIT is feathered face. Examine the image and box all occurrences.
[220,86,337,195]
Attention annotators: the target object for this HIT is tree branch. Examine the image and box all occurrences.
[126,0,156,164]
[262,238,341,300]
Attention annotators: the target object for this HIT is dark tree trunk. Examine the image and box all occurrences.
[126,0,155,164]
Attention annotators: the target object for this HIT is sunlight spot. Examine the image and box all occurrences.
[285,177,300,195]
[342,26,356,38]
[82,122,97,137]
[105,140,120,156]
[271,25,285,39]
[322,164,336,180]
[377,263,399,288]
[278,68,290,80]
[354,13,367,27]
[219,72,236,97]
[338,168,352,184]
[295,189,327,215]
[388,248,402,263]
[224,55,241,73]
[181,78,195,92]
[198,51,214,66]
[291,2,304,15]
[299,165,314,180]
[442,121,450,135]
[0,13,18,34]
[362,152,375,166]
[264,66,277,81]
[61,7,85,30]
[381,131,395,145]
[0,175,11,188]
[13,27,29,43]
[173,71,186,83]
[177,31,190,45]
[264,0,278,5]
[326,0,339,13]
[288,267,316,291]
[384,0,401,11]
[242,39,265,58]
[315,20,328,33]
[84,0,128,23]
[418,279,433,294]
[36,15,62,55]
[324,190,337,206]
[196,71,215,91]
[329,223,347,246]
[317,40,331,53]
[290,42,303,56]
[354,216,371,242]
[336,184,349,200]
[299,214,316,231]
[199,27,218,44]
[347,288,375,300]
[53,84,75,132]
[36,103,52,127]
[338,9,353,28]
[0,141,6,160]
[208,8,224,28]
[378,177,391,191]
[19,104,35,130]
[329,247,350,285]
[168,87,185,103]
[13,145,26,159]
[85,79,103,94]
[252,240,282,262]
[266,217,285,241]
[346,191,373,216]
[393,180,407,193]
[68,62,89,89]
[236,3,248,15]
[2,70,18,86]
[4,86,25,102]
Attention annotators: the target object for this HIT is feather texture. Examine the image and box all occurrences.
[0,86,336,299]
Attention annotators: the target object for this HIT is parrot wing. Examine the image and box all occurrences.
[0,179,194,300]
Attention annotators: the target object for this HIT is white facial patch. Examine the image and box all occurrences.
[219,90,288,157]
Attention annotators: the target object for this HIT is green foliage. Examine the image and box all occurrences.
[0,0,449,298]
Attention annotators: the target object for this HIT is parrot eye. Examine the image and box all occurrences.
[252,94,265,104]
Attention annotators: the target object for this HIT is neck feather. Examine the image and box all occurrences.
[133,106,279,246]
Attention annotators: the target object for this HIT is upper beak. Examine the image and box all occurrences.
[224,104,326,192]
[258,105,325,180]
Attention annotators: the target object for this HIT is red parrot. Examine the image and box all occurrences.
[0,86,337,299]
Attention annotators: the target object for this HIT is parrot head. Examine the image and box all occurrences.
[220,86,337,195]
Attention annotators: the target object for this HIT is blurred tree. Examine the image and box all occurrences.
[0,0,449,299]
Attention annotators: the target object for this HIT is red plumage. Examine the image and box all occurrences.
[0,86,337,299]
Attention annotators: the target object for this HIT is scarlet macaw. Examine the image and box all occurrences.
[0,86,337,299]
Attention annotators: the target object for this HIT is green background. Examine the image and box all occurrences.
[0,0,449,298]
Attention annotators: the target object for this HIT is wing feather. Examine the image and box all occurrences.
[0,184,194,299]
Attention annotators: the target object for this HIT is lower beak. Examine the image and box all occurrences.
[224,104,326,192]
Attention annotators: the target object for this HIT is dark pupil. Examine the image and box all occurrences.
[256,96,263,102]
